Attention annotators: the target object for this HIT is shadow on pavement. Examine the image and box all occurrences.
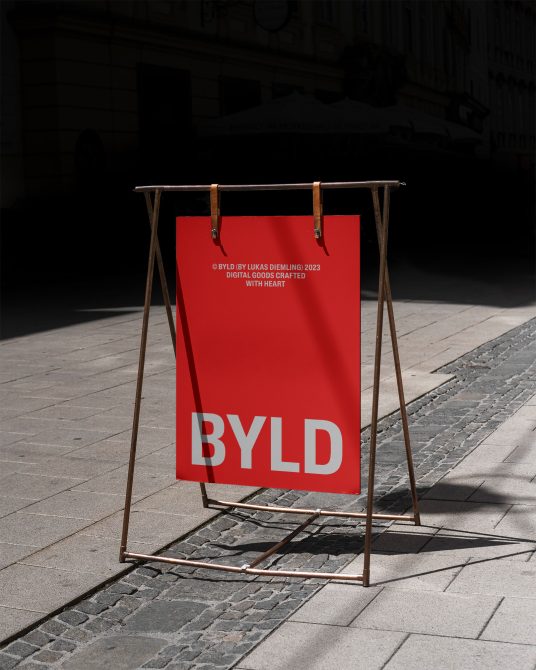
[203,480,535,564]
[0,274,156,340]
[2,252,534,341]
[362,255,535,308]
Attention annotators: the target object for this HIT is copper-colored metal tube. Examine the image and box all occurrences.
[245,568,363,581]
[123,552,364,581]
[371,189,421,526]
[144,192,176,355]
[362,186,390,586]
[124,552,246,573]
[119,190,162,562]
[206,498,414,523]
[134,180,402,193]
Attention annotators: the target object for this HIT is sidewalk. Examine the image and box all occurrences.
[0,264,535,656]
[238,390,536,670]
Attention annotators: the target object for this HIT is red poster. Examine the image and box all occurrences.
[176,215,360,494]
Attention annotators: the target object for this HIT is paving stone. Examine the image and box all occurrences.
[422,479,484,501]
[94,592,122,606]
[289,584,382,625]
[136,587,160,600]
[165,577,244,602]
[384,634,536,670]
[142,657,172,669]
[342,553,465,591]
[0,607,44,646]
[505,442,536,465]
[20,630,52,647]
[58,611,88,626]
[352,588,500,637]
[61,628,92,643]
[468,480,536,505]
[71,465,175,498]
[61,635,167,670]
[19,455,121,480]
[0,564,99,614]
[421,529,536,562]
[0,472,84,503]
[80,510,197,545]
[50,638,76,652]
[0,432,27,448]
[24,428,113,450]
[3,640,36,658]
[22,490,124,521]
[33,649,63,663]
[493,504,536,537]
[0,496,35,519]
[371,529,435,554]
[480,596,536,644]
[447,559,536,597]
[108,583,137,595]
[0,513,89,548]
[0,442,72,468]
[20,533,140,579]
[101,605,131,622]
[416,499,511,533]
[0,543,35,570]
[75,600,108,616]
[240,621,406,670]
[125,600,209,633]
[137,567,160,578]
[39,620,67,636]
[0,653,18,670]
[84,617,117,634]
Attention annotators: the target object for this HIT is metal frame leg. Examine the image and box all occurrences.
[362,186,390,586]
[119,189,162,561]
[144,192,176,355]
[371,188,421,525]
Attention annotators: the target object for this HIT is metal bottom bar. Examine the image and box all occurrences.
[123,499,410,584]
[123,552,363,582]
[206,498,415,523]
[123,499,414,584]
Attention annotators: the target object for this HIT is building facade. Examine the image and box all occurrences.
[1,0,534,207]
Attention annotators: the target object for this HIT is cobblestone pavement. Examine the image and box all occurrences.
[1,317,535,670]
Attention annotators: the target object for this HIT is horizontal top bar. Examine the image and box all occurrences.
[134,180,402,193]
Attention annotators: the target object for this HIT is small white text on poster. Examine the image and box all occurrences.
[211,263,321,288]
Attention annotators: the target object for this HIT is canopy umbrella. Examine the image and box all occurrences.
[199,92,345,137]
[330,98,395,134]
[382,104,449,139]
[444,120,482,143]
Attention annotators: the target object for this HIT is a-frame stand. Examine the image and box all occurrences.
[119,180,421,586]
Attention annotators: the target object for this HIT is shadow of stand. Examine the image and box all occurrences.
[162,481,535,580]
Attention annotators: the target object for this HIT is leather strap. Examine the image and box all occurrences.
[210,183,220,239]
